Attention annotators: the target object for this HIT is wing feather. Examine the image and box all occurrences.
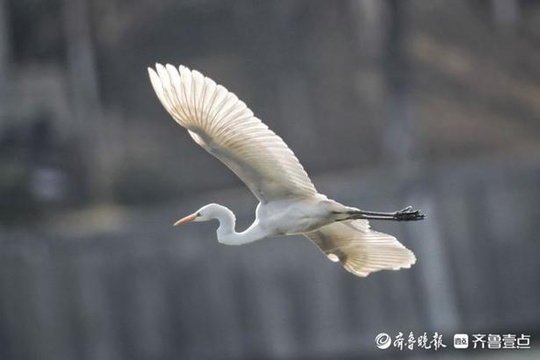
[149,64,317,202]
[305,220,416,277]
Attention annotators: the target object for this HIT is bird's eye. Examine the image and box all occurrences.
[196,212,201,217]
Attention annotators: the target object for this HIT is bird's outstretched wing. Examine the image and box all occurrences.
[304,220,416,277]
[149,64,317,202]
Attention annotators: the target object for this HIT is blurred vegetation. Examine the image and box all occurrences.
[0,153,39,224]
[112,161,182,206]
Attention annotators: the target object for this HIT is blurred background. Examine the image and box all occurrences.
[1,0,540,359]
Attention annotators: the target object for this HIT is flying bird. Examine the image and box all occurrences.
[148,64,425,277]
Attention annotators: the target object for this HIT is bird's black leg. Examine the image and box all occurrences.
[345,206,426,221]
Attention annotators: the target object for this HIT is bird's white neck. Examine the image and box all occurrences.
[211,204,268,245]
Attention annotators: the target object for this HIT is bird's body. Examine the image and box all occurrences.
[254,195,340,235]
[149,64,424,277]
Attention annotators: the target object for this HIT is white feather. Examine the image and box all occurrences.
[305,220,416,277]
[148,64,317,202]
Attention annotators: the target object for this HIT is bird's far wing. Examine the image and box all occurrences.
[304,220,416,277]
[149,64,317,202]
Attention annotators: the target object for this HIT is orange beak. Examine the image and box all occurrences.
[173,212,198,226]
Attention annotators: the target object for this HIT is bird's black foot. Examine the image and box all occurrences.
[392,206,426,221]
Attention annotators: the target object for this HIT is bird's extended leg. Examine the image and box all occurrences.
[344,206,426,221]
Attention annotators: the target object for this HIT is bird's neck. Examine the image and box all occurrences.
[213,205,268,245]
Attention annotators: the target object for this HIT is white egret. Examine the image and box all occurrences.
[148,64,424,277]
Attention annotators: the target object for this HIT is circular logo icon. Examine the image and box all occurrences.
[375,333,392,349]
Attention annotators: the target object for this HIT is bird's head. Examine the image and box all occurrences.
[173,203,224,225]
